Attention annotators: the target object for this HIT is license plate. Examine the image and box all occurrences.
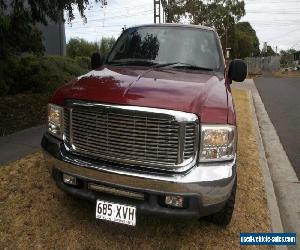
[96,200,136,226]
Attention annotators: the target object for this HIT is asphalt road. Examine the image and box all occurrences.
[255,76,300,179]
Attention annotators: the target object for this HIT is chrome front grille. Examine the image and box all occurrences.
[184,123,197,160]
[63,101,199,171]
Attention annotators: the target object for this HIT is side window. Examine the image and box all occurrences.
[109,32,131,61]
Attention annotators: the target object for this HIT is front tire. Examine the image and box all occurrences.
[208,177,237,226]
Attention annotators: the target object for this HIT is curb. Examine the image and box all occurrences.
[248,89,285,234]
[251,82,300,237]
[233,82,287,250]
[247,88,287,250]
[234,79,300,249]
[249,81,300,238]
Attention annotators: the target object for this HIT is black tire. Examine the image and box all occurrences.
[208,177,237,226]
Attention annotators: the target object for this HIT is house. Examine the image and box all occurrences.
[293,51,300,65]
[37,18,66,56]
[4,0,66,56]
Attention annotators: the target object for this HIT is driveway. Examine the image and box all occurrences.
[255,76,300,179]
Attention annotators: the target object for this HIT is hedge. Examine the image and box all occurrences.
[0,55,90,96]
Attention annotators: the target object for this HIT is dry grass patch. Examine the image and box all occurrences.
[0,88,271,249]
[273,71,300,78]
[247,74,262,79]
[0,93,49,136]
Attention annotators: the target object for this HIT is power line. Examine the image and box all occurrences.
[66,24,127,29]
[76,9,153,22]
[70,3,150,17]
[66,30,122,35]
[246,10,300,14]
[248,22,300,27]
[246,0,300,3]
[68,9,153,25]
[268,27,300,42]
[291,42,300,48]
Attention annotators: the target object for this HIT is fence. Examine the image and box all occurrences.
[244,56,281,75]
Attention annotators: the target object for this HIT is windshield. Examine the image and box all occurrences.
[107,26,223,71]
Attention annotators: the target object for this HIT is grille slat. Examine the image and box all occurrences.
[76,109,177,125]
[71,124,179,141]
[71,115,179,130]
[75,148,177,164]
[74,143,178,159]
[64,110,70,142]
[72,120,179,132]
[64,103,198,170]
[72,122,179,136]
[184,123,196,160]
[73,136,178,153]
[74,109,174,122]
[72,132,178,148]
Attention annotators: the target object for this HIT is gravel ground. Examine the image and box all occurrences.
[0,88,272,249]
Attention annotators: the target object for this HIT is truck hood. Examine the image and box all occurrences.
[50,66,230,124]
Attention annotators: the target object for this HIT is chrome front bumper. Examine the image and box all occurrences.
[42,133,236,214]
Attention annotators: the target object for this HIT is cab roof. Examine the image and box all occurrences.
[129,23,215,32]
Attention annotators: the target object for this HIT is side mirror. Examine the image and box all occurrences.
[228,59,248,82]
[91,52,102,70]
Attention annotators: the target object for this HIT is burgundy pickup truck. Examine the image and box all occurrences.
[42,24,247,227]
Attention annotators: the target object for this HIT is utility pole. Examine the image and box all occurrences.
[162,0,167,23]
[154,0,161,23]
[263,42,268,57]
[154,0,167,23]
[225,14,229,49]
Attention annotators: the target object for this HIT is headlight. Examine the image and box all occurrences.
[48,104,64,139]
[199,124,236,162]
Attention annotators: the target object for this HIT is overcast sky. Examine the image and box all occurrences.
[65,0,300,51]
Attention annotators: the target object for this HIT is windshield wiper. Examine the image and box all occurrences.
[153,62,214,71]
[108,60,214,71]
[108,60,157,66]
[152,62,182,68]
[173,64,214,71]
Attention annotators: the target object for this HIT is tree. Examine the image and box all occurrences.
[0,0,105,25]
[67,38,99,58]
[162,0,246,51]
[0,0,106,58]
[265,46,276,56]
[280,49,297,66]
[0,8,45,58]
[232,22,260,58]
[66,37,116,58]
[99,37,116,57]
